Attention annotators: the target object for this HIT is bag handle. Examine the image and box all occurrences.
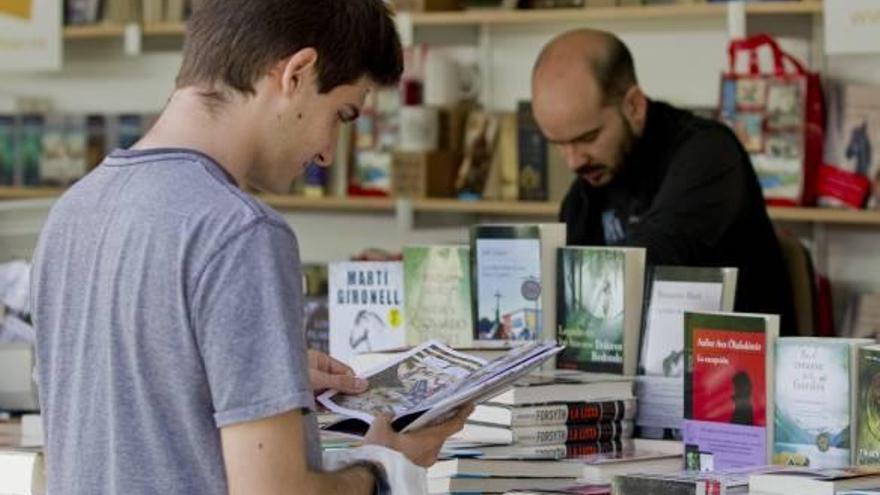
[728,33,801,76]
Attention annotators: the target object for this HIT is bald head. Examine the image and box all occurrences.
[533,29,637,106]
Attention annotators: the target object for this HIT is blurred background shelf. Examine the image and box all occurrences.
[60,1,823,40]
[1,187,876,225]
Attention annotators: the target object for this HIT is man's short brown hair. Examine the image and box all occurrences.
[176,0,403,96]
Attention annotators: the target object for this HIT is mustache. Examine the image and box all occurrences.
[574,163,606,176]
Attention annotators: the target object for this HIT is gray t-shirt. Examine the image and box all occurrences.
[31,148,322,494]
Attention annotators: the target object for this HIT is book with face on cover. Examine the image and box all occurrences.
[471,224,565,343]
[328,261,406,365]
[682,311,779,472]
[636,266,738,437]
[403,245,473,348]
[556,246,646,375]
[774,337,872,468]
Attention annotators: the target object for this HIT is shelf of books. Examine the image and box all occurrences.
[1,186,879,225]
[407,1,822,27]
[60,1,823,41]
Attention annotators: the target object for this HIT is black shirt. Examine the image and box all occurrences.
[559,100,795,336]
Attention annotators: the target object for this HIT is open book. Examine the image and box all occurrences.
[317,340,564,435]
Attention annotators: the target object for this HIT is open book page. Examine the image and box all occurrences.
[318,340,564,431]
[318,340,488,424]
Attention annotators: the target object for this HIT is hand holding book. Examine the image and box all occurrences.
[318,340,564,435]
[364,405,475,467]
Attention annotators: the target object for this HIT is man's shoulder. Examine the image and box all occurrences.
[50,150,295,246]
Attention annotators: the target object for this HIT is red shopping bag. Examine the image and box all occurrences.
[719,34,825,207]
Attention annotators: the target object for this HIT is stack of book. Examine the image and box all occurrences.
[447,371,636,460]
[428,458,583,494]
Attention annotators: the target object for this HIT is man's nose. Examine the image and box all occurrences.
[562,144,586,170]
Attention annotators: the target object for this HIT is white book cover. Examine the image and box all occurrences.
[328,261,405,365]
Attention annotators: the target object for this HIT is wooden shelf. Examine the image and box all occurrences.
[407,1,822,26]
[259,194,396,213]
[0,187,876,226]
[62,24,127,40]
[143,23,186,36]
[59,2,823,40]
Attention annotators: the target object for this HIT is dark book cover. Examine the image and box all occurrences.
[19,115,43,187]
[0,116,16,186]
[517,101,548,201]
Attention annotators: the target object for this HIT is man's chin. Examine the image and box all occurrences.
[580,173,613,188]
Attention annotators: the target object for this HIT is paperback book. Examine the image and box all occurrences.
[328,261,406,364]
[471,224,565,342]
[774,338,871,468]
[636,266,738,438]
[556,247,646,375]
[858,345,880,465]
[682,311,779,471]
[470,398,636,428]
[318,340,563,435]
[403,245,473,347]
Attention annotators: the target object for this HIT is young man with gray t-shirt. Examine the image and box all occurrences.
[31,2,471,494]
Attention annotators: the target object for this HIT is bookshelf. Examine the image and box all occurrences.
[406,1,822,26]
[61,1,823,40]
[0,187,877,226]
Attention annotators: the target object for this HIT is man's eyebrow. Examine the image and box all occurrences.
[547,126,602,145]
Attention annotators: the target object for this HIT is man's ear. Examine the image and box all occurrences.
[623,86,648,133]
[277,47,319,98]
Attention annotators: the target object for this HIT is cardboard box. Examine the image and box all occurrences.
[392,151,459,198]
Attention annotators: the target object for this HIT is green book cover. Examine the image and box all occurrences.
[403,246,473,348]
[0,116,15,185]
[858,346,880,465]
[556,247,625,374]
[774,339,852,468]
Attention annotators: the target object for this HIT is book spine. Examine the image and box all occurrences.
[516,101,548,201]
[565,439,629,458]
[512,420,633,446]
[509,399,636,426]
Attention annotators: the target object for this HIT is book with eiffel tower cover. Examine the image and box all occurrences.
[470,224,565,343]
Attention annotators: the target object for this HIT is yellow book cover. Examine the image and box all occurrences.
[0,0,32,20]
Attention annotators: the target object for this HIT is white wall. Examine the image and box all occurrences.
[1,13,880,331]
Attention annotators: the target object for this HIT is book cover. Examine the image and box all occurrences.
[0,116,15,186]
[636,266,738,436]
[556,247,646,375]
[682,312,778,471]
[775,338,870,468]
[85,115,106,171]
[858,346,880,465]
[19,115,42,187]
[303,296,329,355]
[403,245,473,348]
[328,261,406,364]
[472,225,542,341]
[115,114,143,150]
[517,101,548,201]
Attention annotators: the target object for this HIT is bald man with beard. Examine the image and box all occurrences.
[532,29,795,335]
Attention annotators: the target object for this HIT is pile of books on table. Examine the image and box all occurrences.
[430,371,682,494]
